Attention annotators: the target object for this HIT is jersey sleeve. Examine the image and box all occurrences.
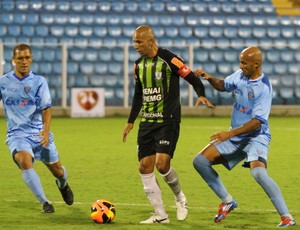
[164,49,206,97]
[223,70,241,92]
[36,77,52,110]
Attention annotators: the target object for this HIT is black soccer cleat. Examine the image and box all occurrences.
[42,202,54,213]
[56,180,74,205]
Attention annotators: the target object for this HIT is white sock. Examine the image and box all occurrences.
[161,167,182,199]
[141,172,168,218]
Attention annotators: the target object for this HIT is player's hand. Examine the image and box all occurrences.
[194,69,211,80]
[210,131,230,143]
[39,130,49,147]
[195,96,214,108]
[122,123,134,142]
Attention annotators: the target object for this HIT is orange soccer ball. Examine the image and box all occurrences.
[90,199,116,224]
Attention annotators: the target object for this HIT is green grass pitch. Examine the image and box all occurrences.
[0,116,299,230]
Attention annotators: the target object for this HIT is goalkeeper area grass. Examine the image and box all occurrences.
[0,116,299,230]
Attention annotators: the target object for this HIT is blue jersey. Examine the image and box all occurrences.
[0,71,52,137]
[223,70,272,141]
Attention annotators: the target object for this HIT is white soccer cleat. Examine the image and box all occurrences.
[175,194,188,221]
[140,214,170,224]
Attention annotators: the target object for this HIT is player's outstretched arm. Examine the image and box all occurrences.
[194,69,226,92]
[195,96,214,108]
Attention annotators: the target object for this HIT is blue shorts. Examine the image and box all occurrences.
[214,136,270,170]
[6,132,60,164]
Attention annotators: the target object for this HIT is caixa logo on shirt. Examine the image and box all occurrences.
[4,98,41,106]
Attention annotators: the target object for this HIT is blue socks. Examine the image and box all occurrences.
[22,168,48,204]
[251,167,290,216]
[193,154,230,200]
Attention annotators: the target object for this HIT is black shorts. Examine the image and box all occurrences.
[137,122,180,161]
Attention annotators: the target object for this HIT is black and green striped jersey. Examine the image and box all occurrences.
[128,47,206,124]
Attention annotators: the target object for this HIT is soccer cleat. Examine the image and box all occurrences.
[42,202,54,213]
[214,199,237,223]
[140,214,170,224]
[278,216,296,227]
[175,195,188,221]
[56,180,74,205]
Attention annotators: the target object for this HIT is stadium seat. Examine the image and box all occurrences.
[194,2,206,13]
[94,15,107,25]
[112,48,125,62]
[238,27,252,38]
[266,51,280,63]
[68,14,81,24]
[281,76,295,87]
[223,27,238,38]
[74,37,89,45]
[84,0,97,12]
[266,16,278,26]
[52,63,62,75]
[81,14,94,25]
[253,27,267,38]
[274,63,287,75]
[36,25,49,37]
[224,50,238,62]
[80,63,94,75]
[179,1,193,12]
[194,27,208,39]
[59,37,74,45]
[203,63,217,74]
[186,15,199,26]
[75,75,89,87]
[152,1,165,12]
[179,27,193,38]
[13,13,27,24]
[288,63,300,75]
[108,26,122,37]
[43,49,56,62]
[0,25,7,37]
[218,63,232,75]
[208,2,222,13]
[2,1,15,11]
[93,26,108,37]
[221,2,235,13]
[40,63,52,75]
[263,63,273,75]
[138,2,152,12]
[235,2,248,14]
[8,25,21,36]
[165,27,179,38]
[69,49,85,61]
[108,63,122,75]
[90,75,105,87]
[208,27,223,38]
[99,1,111,12]
[172,15,185,26]
[21,25,35,37]
[71,0,84,12]
[281,27,295,38]
[152,27,164,38]
[57,1,70,11]
[43,0,56,11]
[209,51,223,62]
[125,2,139,12]
[159,15,173,26]
[166,1,179,12]
[40,13,55,24]
[85,49,98,62]
[95,63,108,74]
[280,50,294,62]
[99,48,112,62]
[50,25,64,37]
[67,62,79,74]
[226,16,239,26]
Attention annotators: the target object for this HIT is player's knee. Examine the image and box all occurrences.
[250,167,268,183]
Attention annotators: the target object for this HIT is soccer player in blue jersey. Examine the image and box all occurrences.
[0,44,74,213]
[193,46,296,227]
[122,25,214,224]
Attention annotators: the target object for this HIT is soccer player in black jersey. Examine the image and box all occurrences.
[122,25,213,224]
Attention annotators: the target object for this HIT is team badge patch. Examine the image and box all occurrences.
[248,91,254,100]
[155,72,162,80]
[24,86,31,94]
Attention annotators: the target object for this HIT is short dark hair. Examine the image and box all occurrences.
[13,43,32,57]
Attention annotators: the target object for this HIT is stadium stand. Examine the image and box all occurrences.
[0,0,299,107]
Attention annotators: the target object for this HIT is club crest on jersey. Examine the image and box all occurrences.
[24,86,31,94]
[248,91,254,100]
[155,72,162,80]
